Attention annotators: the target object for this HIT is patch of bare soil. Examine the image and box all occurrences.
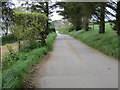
[1,43,19,57]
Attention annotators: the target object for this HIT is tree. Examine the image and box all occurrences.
[90,2,106,34]
[1,2,14,35]
[55,2,83,30]
[21,2,52,41]
[80,2,96,31]
[94,2,118,34]
[55,2,97,31]
[99,3,106,34]
[116,1,120,36]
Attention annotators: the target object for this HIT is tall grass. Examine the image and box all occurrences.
[2,32,57,88]
[59,23,119,59]
[0,72,2,89]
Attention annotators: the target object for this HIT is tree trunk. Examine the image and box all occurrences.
[93,22,94,30]
[84,16,89,31]
[5,26,8,35]
[99,3,105,34]
[72,16,82,31]
[85,22,89,31]
[75,25,82,31]
[116,1,120,36]
[75,20,82,31]
[4,23,9,35]
[5,32,8,35]
[40,31,46,45]
[45,2,49,35]
[18,41,20,51]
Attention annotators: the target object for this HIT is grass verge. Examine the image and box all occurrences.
[2,32,57,88]
[59,23,119,60]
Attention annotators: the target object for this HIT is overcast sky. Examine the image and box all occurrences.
[49,3,63,21]
[50,11,63,21]
[11,0,63,21]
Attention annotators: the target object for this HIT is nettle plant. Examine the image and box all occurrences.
[12,12,48,44]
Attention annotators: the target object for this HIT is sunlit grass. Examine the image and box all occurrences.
[59,23,119,59]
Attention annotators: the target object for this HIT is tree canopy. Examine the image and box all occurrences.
[55,1,120,35]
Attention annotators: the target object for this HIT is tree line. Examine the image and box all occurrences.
[55,1,120,35]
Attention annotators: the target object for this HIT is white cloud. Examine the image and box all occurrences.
[50,5,64,21]
[50,11,63,21]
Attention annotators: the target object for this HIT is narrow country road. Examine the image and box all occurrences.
[29,34,118,88]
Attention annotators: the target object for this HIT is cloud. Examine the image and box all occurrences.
[50,11,63,21]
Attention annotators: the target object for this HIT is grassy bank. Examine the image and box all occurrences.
[0,72,1,89]
[58,23,119,59]
[2,32,57,88]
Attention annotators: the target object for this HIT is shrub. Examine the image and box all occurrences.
[12,12,48,44]
[3,44,19,70]
[20,41,42,52]
[1,34,18,45]
[49,27,56,33]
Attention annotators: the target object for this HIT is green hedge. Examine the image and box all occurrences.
[1,34,18,45]
[12,12,47,42]
[2,32,57,88]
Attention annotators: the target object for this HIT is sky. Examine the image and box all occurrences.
[11,0,63,21]
[50,6,63,21]
[50,11,63,21]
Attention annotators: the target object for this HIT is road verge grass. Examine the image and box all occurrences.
[59,23,119,60]
[2,32,57,88]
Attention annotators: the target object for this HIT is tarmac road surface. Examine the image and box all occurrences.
[30,34,118,88]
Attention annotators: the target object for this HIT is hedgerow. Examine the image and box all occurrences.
[2,32,57,88]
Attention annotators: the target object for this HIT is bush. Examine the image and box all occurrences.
[3,44,19,70]
[12,12,48,43]
[20,41,42,52]
[49,27,56,33]
[2,32,57,88]
[1,34,18,45]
